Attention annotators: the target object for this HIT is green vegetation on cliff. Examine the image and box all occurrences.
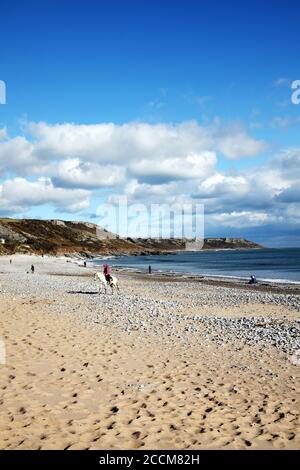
[0,219,263,256]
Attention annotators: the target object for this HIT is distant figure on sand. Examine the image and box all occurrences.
[248,275,257,285]
[10,259,12,265]
[31,265,35,274]
[148,265,152,274]
[84,261,87,268]
[103,262,112,285]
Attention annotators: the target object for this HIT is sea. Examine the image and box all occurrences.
[93,248,300,284]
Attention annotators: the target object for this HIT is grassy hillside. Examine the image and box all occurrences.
[0,218,263,256]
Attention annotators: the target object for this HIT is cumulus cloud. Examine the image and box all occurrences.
[193,173,249,199]
[25,120,213,164]
[0,136,35,176]
[0,120,266,180]
[207,211,271,228]
[106,179,184,208]
[0,177,90,213]
[217,131,267,160]
[52,159,126,189]
[129,151,216,184]
[0,119,299,245]
[4,119,264,171]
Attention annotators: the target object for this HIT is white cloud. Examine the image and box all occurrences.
[0,120,299,245]
[0,177,90,213]
[53,159,126,189]
[108,179,184,206]
[26,120,213,164]
[207,211,276,229]
[193,173,249,199]
[0,120,266,183]
[23,119,266,165]
[218,131,267,160]
[129,151,216,183]
[0,136,34,175]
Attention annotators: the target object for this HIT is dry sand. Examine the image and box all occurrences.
[0,255,299,450]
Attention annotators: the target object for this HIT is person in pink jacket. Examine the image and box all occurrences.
[103,262,112,285]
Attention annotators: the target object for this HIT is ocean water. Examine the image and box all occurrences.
[93,248,300,284]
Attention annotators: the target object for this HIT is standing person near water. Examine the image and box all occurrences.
[103,262,112,285]
[149,265,152,274]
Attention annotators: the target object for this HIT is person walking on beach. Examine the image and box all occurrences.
[148,265,152,274]
[31,265,35,274]
[103,262,112,285]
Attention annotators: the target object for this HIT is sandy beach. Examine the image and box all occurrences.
[0,254,299,450]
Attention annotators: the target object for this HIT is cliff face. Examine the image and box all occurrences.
[203,237,262,250]
[130,237,262,251]
[0,219,137,256]
[0,219,263,256]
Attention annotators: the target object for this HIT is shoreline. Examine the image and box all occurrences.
[112,265,300,288]
[88,249,300,289]
[112,269,300,296]
[2,253,300,293]
[86,261,300,295]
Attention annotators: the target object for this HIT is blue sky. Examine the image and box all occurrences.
[0,0,300,246]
